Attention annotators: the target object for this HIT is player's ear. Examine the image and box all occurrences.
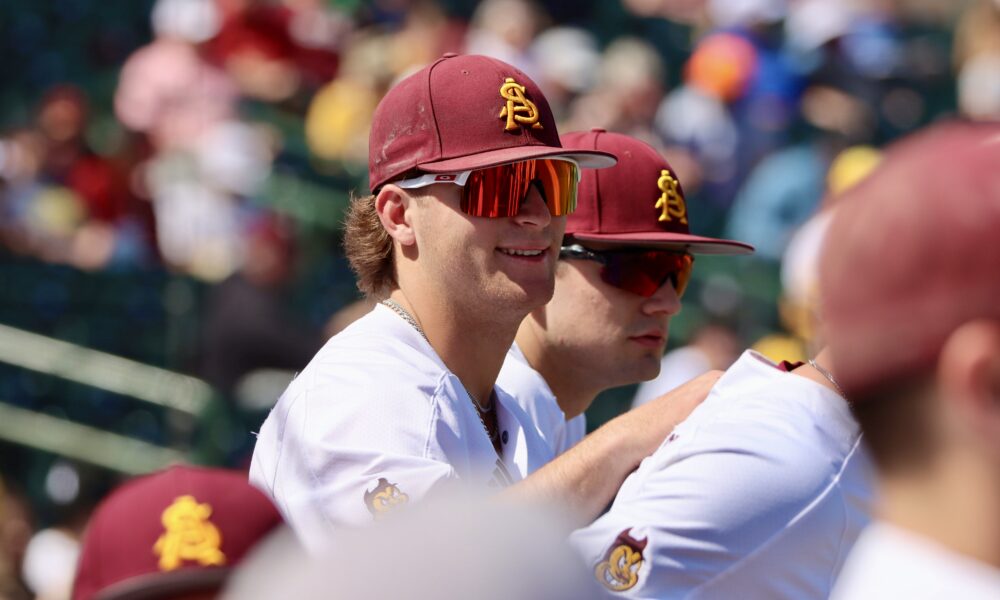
[375,185,416,247]
[936,319,1000,455]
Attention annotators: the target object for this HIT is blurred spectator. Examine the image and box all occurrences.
[466,0,546,77]
[531,27,601,119]
[199,215,326,401]
[954,0,1000,120]
[567,37,667,136]
[204,0,340,101]
[115,38,238,152]
[22,527,78,600]
[0,478,33,600]
[723,141,827,261]
[752,144,882,363]
[0,86,156,271]
[0,1,984,569]
[325,297,377,338]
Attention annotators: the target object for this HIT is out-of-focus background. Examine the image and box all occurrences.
[0,0,997,597]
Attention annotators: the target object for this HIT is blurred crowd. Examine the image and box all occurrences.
[1,0,999,598]
[3,0,997,280]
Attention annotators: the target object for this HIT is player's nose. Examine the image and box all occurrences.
[642,278,682,317]
[512,183,552,228]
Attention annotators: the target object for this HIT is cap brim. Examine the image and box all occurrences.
[417,145,616,172]
[569,231,755,255]
[94,569,229,600]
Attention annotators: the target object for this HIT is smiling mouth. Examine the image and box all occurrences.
[497,248,547,258]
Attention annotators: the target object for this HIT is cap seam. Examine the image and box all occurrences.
[427,57,444,165]
[593,130,603,233]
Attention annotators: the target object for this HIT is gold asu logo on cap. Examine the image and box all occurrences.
[594,528,648,592]
[364,477,409,517]
[499,77,543,132]
[655,169,687,224]
[153,495,226,571]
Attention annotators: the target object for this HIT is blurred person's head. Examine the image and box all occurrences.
[958,53,1000,121]
[72,465,285,600]
[531,27,601,109]
[596,37,667,128]
[0,478,33,597]
[953,0,1000,70]
[467,0,545,61]
[516,130,751,414]
[0,129,46,184]
[343,53,613,324]
[223,486,597,600]
[820,121,1000,564]
[242,214,295,286]
[37,86,88,145]
[115,39,237,151]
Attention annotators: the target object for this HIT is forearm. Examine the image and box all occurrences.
[506,371,721,526]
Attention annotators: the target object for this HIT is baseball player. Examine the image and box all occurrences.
[498,129,753,458]
[567,166,875,597]
[72,465,284,600]
[825,123,1000,598]
[249,54,718,551]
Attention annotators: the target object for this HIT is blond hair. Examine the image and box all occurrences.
[343,193,396,298]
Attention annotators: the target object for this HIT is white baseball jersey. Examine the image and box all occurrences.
[831,522,1000,600]
[497,343,586,457]
[571,350,875,599]
[249,304,555,551]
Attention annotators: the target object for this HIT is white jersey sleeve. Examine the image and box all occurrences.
[570,351,874,600]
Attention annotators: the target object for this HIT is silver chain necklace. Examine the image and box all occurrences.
[380,299,499,444]
[381,298,428,343]
[808,359,848,401]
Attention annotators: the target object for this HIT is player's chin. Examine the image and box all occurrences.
[628,351,663,382]
[489,278,554,316]
[501,272,555,304]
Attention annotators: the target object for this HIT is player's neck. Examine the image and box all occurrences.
[515,323,597,420]
[794,347,845,399]
[879,451,1000,569]
[387,290,518,404]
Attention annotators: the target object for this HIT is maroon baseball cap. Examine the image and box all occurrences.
[820,121,1000,396]
[368,54,616,192]
[73,465,284,600]
[561,129,753,254]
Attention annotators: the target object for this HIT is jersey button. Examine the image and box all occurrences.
[501,430,509,445]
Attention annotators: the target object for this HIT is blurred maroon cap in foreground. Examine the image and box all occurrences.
[820,121,1000,396]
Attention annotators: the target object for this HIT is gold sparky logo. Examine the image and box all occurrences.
[153,496,225,571]
[594,529,647,592]
[363,478,409,517]
[655,169,687,224]
[499,77,543,132]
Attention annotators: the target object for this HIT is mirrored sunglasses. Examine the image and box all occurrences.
[394,158,580,218]
[560,243,694,298]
